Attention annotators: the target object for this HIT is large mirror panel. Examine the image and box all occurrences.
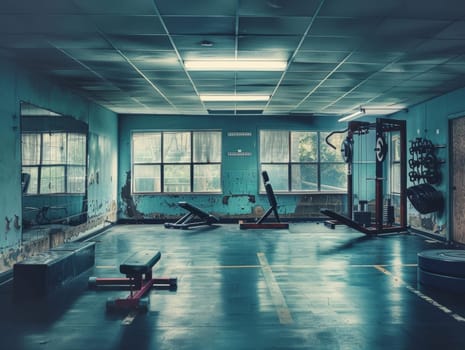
[20,102,88,239]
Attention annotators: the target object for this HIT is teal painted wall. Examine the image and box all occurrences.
[118,114,346,221]
[390,86,465,239]
[0,56,118,261]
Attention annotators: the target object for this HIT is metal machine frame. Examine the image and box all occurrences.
[323,118,407,235]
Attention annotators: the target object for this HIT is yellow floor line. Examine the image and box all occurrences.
[165,263,418,270]
[257,252,293,325]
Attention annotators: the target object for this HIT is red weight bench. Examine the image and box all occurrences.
[89,249,177,311]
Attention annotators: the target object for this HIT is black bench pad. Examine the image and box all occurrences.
[120,250,161,276]
[178,201,219,222]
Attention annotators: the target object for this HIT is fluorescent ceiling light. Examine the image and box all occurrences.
[362,107,407,115]
[185,60,287,71]
[338,109,365,122]
[200,94,270,102]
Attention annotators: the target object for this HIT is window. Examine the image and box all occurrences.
[22,132,87,194]
[132,131,222,193]
[259,130,346,192]
[390,133,401,194]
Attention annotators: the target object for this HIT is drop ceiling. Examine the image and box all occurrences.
[2,0,465,116]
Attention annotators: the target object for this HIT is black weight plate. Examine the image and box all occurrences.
[418,268,465,293]
[375,135,387,162]
[418,249,465,278]
[341,138,352,163]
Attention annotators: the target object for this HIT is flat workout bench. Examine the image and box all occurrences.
[89,249,177,311]
[164,201,219,229]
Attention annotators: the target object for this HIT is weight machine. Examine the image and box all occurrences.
[322,118,407,235]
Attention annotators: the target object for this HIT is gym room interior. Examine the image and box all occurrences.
[2,0,465,349]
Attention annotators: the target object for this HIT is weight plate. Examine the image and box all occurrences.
[340,138,353,163]
[375,135,387,162]
[418,268,465,293]
[418,249,465,277]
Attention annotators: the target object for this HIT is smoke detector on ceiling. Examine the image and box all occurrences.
[200,40,214,47]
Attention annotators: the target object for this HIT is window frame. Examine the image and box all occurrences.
[131,130,222,194]
[21,131,87,195]
[259,130,347,194]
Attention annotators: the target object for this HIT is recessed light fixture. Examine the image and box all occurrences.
[199,94,270,102]
[185,60,287,71]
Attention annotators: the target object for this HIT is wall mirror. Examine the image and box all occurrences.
[20,102,88,240]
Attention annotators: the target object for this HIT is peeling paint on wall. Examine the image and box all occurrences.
[0,209,115,274]
[121,171,144,219]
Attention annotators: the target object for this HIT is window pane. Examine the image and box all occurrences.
[22,167,38,194]
[67,166,86,193]
[352,161,376,201]
[391,163,400,193]
[163,132,191,163]
[260,131,289,163]
[194,164,221,192]
[68,133,86,165]
[40,166,65,193]
[320,131,347,162]
[164,164,190,192]
[261,164,288,191]
[133,165,161,192]
[22,134,41,165]
[133,132,161,163]
[291,164,318,191]
[392,134,401,162]
[320,163,347,191]
[42,133,66,165]
[193,131,221,163]
[291,132,317,162]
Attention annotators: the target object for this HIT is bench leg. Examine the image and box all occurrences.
[105,277,177,311]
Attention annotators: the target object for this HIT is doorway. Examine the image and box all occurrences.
[451,116,465,244]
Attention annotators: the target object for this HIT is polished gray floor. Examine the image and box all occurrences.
[1,223,465,350]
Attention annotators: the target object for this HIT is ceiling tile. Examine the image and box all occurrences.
[239,16,311,35]
[155,0,236,16]
[238,0,322,17]
[74,0,156,15]
[91,15,165,35]
[301,36,362,52]
[163,16,235,35]
[294,51,351,64]
[108,34,172,51]
[238,35,301,51]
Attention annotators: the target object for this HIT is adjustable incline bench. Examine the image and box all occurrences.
[164,201,219,229]
[89,249,177,311]
[240,171,289,229]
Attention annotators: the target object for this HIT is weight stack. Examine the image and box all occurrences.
[417,249,465,293]
[353,211,371,227]
[383,205,395,226]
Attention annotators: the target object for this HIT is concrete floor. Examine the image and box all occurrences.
[1,223,465,350]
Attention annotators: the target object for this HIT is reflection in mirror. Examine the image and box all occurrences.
[20,102,88,241]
